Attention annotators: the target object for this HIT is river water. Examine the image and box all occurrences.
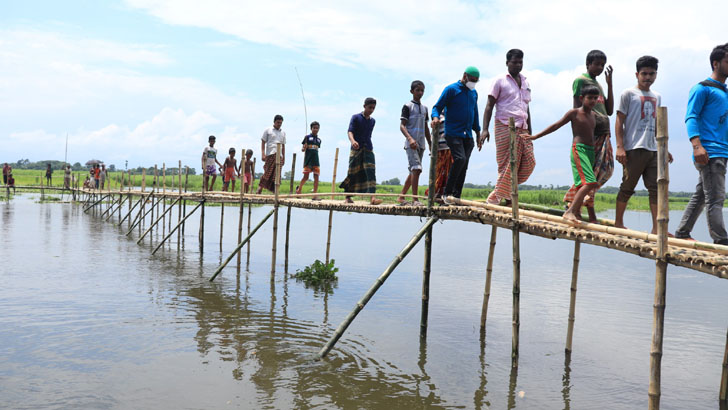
[1,193,726,409]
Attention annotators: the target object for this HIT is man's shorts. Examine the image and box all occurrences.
[617,148,658,203]
[303,166,320,176]
[406,147,425,172]
[205,165,217,176]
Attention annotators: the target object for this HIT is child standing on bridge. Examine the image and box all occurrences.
[222,148,239,192]
[202,135,223,192]
[243,149,254,194]
[526,86,602,224]
[397,80,431,206]
[296,121,322,200]
[340,98,382,205]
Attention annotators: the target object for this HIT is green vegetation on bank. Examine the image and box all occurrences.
[7,168,690,212]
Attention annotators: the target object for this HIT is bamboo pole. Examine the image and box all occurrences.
[565,240,580,354]
[649,107,670,410]
[237,148,246,268]
[152,200,203,255]
[720,328,727,401]
[326,147,340,263]
[209,209,276,282]
[271,143,282,275]
[106,195,126,222]
[162,163,167,238]
[421,123,439,335]
[100,195,121,218]
[177,161,182,245]
[285,153,297,273]
[126,175,132,227]
[480,225,498,329]
[247,159,256,269]
[509,117,521,367]
[137,197,181,244]
[141,168,146,192]
[220,200,225,251]
[199,193,205,251]
[318,215,439,359]
[83,194,109,213]
[182,167,189,238]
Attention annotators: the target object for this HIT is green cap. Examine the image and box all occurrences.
[464,66,480,78]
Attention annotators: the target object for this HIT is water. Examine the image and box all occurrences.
[1,194,726,409]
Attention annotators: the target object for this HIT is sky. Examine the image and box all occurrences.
[1,0,727,191]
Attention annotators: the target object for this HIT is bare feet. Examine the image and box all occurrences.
[345,196,354,204]
[562,211,580,225]
[397,195,406,204]
[615,223,628,230]
[370,198,382,205]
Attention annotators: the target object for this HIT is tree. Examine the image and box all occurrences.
[108,164,116,172]
[381,177,401,186]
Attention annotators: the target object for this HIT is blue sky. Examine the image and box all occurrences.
[1,0,726,191]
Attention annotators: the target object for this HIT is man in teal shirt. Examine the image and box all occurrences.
[675,43,728,244]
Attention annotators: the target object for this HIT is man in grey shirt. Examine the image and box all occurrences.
[614,55,671,233]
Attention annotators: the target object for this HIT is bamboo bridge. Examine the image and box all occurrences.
[6,108,727,409]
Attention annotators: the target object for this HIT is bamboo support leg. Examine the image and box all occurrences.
[126,193,155,235]
[420,224,432,336]
[326,148,340,263]
[480,225,498,329]
[271,144,281,275]
[721,328,728,402]
[137,198,181,244]
[318,216,439,359]
[649,107,670,410]
[210,209,276,281]
[246,202,252,269]
[182,167,189,239]
[220,202,224,251]
[508,117,521,367]
[153,201,203,255]
[565,240,581,354]
[285,153,296,273]
[119,196,143,226]
[199,197,205,251]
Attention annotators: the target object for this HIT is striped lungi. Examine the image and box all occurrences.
[563,132,614,207]
[258,154,278,192]
[491,121,536,202]
[339,149,376,193]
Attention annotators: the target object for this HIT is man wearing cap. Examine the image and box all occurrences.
[480,48,535,205]
[431,66,481,201]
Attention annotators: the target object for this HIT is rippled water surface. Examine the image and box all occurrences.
[1,194,727,409]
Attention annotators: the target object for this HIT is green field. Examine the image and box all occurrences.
[9,168,689,212]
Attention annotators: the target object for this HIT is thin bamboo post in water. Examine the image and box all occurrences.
[649,107,670,410]
[153,200,203,255]
[219,201,225,251]
[421,124,439,335]
[210,209,276,282]
[508,117,521,367]
[285,153,296,273]
[162,163,167,238]
[271,143,282,275]
[141,168,146,192]
[177,161,182,245]
[318,215,439,359]
[237,148,246,268]
[480,225,498,329]
[199,194,205,251]
[326,147,340,263]
[565,240,581,354]
[127,193,156,235]
[247,158,255,269]
[137,197,181,244]
[182,167,189,237]
[720,328,727,401]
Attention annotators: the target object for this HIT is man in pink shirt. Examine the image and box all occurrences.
[479,48,536,205]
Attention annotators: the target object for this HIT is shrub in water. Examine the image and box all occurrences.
[293,259,339,292]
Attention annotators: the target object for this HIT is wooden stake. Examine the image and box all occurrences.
[153,200,203,255]
[421,124,439,335]
[649,107,670,410]
[177,161,182,246]
[237,148,246,268]
[209,209,276,282]
[199,194,205,251]
[480,225,498,329]
[326,147,340,263]
[509,117,521,367]
[182,166,189,238]
[271,143,282,275]
[220,201,225,251]
[720,327,727,401]
[127,193,156,235]
[565,240,580,354]
[162,163,167,238]
[285,153,296,273]
[141,168,146,192]
[247,159,256,269]
[318,215,439,359]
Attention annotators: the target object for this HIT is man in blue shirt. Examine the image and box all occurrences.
[431,66,481,202]
[675,43,728,244]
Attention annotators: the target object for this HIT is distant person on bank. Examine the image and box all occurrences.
[432,66,481,202]
[257,115,286,194]
[64,165,71,189]
[675,43,728,245]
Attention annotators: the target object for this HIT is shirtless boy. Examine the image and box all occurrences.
[526,86,602,224]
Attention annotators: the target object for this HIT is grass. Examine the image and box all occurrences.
[8,168,690,212]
